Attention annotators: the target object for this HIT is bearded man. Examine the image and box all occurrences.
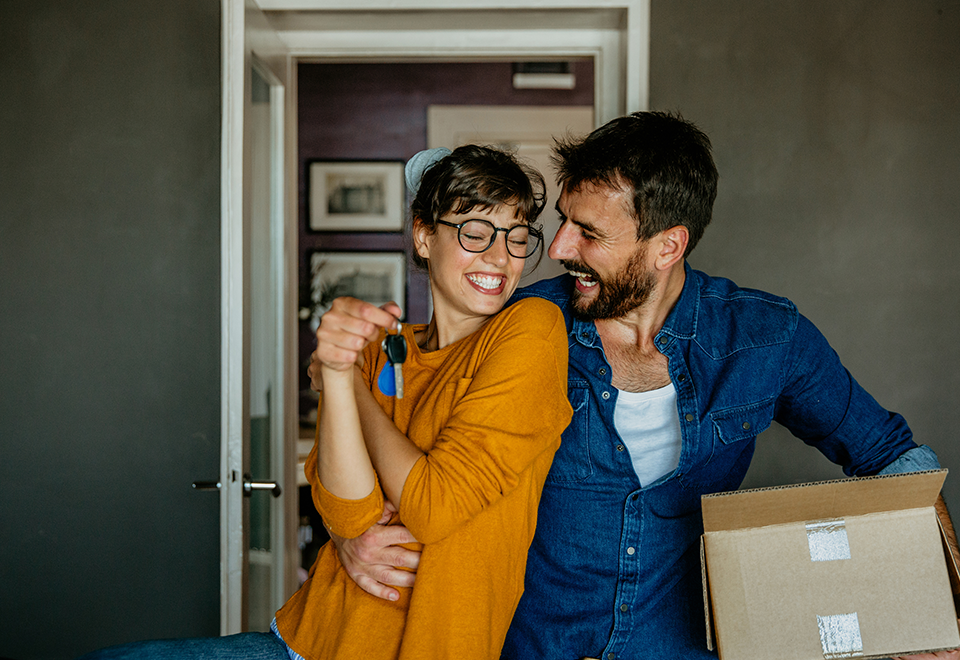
[316,111,955,660]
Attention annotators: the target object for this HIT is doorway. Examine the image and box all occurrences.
[228,0,650,630]
[293,61,596,568]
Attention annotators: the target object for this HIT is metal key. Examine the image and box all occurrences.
[382,325,407,399]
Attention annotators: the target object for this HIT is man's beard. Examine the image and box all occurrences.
[562,247,656,321]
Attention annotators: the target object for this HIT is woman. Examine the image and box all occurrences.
[77,145,570,660]
[273,144,572,660]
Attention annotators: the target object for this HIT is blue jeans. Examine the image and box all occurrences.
[76,632,289,660]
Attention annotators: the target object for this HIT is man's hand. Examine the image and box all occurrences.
[327,501,420,601]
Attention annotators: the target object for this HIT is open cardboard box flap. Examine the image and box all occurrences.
[700,469,960,660]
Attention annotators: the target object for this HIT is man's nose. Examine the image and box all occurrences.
[548,222,576,261]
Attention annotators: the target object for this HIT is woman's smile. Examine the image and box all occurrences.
[466,272,506,294]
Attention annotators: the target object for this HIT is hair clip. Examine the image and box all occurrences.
[404,147,452,196]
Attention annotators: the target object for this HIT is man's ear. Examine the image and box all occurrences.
[412,217,432,261]
[654,225,689,270]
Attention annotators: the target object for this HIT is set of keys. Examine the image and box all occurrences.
[382,324,407,399]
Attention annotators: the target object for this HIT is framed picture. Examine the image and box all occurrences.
[307,251,406,321]
[308,161,405,231]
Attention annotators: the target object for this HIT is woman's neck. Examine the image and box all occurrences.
[416,311,490,352]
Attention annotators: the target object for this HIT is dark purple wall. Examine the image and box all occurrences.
[297,60,594,396]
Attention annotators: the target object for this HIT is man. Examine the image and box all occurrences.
[311,111,954,659]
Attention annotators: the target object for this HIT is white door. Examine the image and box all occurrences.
[428,105,595,285]
[219,0,298,634]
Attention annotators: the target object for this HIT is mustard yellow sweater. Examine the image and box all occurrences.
[275,297,572,660]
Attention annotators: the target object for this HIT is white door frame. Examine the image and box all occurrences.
[223,0,649,633]
[259,0,650,123]
[222,0,298,635]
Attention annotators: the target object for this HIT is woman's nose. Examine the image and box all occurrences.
[482,233,510,266]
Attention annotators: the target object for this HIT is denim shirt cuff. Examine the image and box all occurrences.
[877,444,941,475]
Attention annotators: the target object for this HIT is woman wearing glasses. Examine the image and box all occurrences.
[75,146,569,660]
[274,145,573,660]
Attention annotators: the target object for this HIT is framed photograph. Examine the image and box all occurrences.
[308,161,405,231]
[307,251,406,321]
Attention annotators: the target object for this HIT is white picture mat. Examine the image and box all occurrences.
[309,161,405,231]
[309,251,406,320]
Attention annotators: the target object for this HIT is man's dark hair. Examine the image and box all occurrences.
[410,144,546,269]
[552,111,718,256]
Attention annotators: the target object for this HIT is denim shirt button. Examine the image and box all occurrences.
[658,336,667,345]
[616,444,625,452]
[607,654,616,660]
[602,391,611,400]
[620,603,629,613]
[599,367,607,376]
[685,413,694,422]
[742,421,751,430]
[678,373,687,382]
[626,546,636,555]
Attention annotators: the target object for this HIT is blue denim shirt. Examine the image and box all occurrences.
[502,265,939,660]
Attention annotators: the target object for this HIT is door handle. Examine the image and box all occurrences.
[243,473,282,498]
[192,473,282,498]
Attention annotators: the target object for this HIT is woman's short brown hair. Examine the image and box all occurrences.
[409,144,546,269]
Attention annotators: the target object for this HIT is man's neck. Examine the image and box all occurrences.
[594,262,686,350]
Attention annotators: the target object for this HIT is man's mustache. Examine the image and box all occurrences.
[560,260,600,280]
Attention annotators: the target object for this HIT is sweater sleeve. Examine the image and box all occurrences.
[305,341,387,539]
[398,298,573,544]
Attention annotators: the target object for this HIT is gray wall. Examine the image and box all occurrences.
[1,1,957,657]
[650,1,960,507]
[0,2,222,658]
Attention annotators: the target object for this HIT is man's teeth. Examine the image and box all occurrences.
[467,274,503,290]
[569,270,598,287]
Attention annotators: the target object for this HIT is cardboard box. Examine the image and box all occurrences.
[701,469,960,660]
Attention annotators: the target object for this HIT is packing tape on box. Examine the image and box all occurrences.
[806,518,851,562]
[817,612,864,659]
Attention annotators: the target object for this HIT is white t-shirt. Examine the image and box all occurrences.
[613,382,682,487]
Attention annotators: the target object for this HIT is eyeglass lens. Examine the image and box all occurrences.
[458,220,541,258]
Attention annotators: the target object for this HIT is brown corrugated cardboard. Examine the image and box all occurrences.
[701,469,960,660]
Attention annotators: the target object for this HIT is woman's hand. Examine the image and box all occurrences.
[314,298,403,374]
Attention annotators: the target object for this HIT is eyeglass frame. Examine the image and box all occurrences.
[435,218,544,260]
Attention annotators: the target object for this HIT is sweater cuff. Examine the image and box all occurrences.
[314,477,384,539]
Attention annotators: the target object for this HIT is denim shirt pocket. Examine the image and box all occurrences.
[545,380,594,483]
[692,397,777,491]
[711,397,776,446]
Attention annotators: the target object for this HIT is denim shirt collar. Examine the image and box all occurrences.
[658,261,700,343]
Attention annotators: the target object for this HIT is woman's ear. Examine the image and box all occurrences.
[412,217,432,261]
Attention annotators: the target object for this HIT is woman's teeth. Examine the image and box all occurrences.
[467,274,503,290]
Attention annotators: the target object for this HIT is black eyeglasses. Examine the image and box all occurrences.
[436,219,543,259]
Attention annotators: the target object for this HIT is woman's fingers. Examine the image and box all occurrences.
[315,298,401,370]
